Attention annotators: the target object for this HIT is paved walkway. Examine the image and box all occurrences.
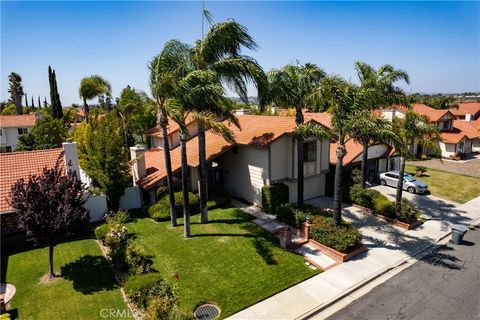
[406,154,480,177]
[227,195,480,320]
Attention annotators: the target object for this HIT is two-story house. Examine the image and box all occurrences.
[450,102,480,121]
[146,115,198,149]
[132,115,331,206]
[0,114,38,152]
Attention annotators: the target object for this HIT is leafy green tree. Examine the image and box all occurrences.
[1,101,16,115]
[8,72,24,114]
[268,62,326,206]
[73,114,130,210]
[149,40,192,228]
[49,66,63,119]
[391,110,440,210]
[190,21,268,223]
[16,116,68,151]
[78,75,111,123]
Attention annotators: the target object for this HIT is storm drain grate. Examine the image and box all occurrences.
[194,303,220,320]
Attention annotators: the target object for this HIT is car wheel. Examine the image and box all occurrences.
[380,179,387,186]
[407,187,416,194]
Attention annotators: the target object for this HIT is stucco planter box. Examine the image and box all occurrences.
[307,239,366,263]
[353,204,422,230]
[352,204,375,215]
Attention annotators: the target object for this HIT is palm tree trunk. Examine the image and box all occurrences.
[395,155,406,211]
[160,108,177,227]
[295,108,305,208]
[49,244,55,278]
[198,124,208,223]
[360,141,368,189]
[180,132,190,238]
[333,145,346,227]
[83,98,89,124]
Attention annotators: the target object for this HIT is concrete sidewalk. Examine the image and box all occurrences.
[227,195,480,320]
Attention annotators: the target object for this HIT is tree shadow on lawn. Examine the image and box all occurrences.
[253,238,277,265]
[60,255,118,294]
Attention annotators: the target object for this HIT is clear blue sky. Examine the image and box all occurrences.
[1,1,479,105]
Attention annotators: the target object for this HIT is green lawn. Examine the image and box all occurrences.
[406,164,480,203]
[3,239,130,320]
[126,207,318,318]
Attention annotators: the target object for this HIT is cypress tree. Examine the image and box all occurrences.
[25,93,29,108]
[38,96,42,109]
[31,96,35,110]
[48,66,63,119]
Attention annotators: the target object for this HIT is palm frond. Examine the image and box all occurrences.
[191,111,236,144]
[294,122,333,141]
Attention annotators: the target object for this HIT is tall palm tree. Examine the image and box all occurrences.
[190,21,268,223]
[79,75,111,123]
[348,110,398,188]
[391,110,441,210]
[170,70,229,238]
[315,76,378,226]
[268,62,326,207]
[149,40,191,228]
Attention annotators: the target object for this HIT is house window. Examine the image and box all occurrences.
[0,129,3,136]
[17,128,28,135]
[303,141,316,162]
[0,146,12,153]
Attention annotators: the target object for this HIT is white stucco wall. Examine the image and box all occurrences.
[223,146,269,205]
[351,144,389,164]
[285,174,325,204]
[270,135,291,180]
[439,141,456,158]
[119,186,142,210]
[472,139,480,153]
[0,126,34,150]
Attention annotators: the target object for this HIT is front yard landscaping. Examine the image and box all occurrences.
[405,164,480,203]
[125,207,318,318]
[2,239,129,319]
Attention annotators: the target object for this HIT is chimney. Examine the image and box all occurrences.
[130,145,147,186]
[62,142,80,178]
[465,113,472,122]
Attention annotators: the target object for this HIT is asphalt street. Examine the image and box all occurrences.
[327,225,480,320]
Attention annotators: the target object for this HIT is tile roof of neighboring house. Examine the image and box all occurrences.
[439,129,467,144]
[411,103,454,122]
[304,112,333,129]
[329,138,364,166]
[452,120,480,139]
[146,115,196,138]
[76,108,85,117]
[0,113,37,128]
[138,115,323,190]
[450,102,480,117]
[0,148,64,213]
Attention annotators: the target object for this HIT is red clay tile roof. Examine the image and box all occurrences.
[0,148,64,213]
[329,138,364,166]
[411,104,454,122]
[450,102,480,117]
[440,130,467,144]
[452,120,480,139]
[304,112,333,129]
[137,115,323,189]
[0,113,37,128]
[147,115,195,138]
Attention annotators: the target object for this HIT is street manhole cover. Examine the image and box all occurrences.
[194,303,220,320]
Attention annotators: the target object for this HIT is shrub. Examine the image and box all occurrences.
[126,242,153,275]
[374,197,396,218]
[275,203,295,226]
[105,210,129,225]
[396,199,418,224]
[414,166,427,176]
[156,186,169,200]
[104,224,128,268]
[262,183,289,213]
[207,187,231,209]
[309,216,362,253]
[351,188,384,210]
[149,191,200,221]
[124,273,175,309]
[95,224,109,241]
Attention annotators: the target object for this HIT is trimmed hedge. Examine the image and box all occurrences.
[276,204,325,228]
[262,182,289,213]
[148,191,200,221]
[397,199,418,223]
[124,273,175,309]
[309,216,362,253]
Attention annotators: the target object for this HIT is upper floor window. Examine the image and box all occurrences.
[0,129,3,136]
[17,128,28,135]
[303,141,316,162]
[0,146,12,153]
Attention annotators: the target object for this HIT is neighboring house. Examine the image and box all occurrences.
[450,102,480,121]
[380,103,478,158]
[76,108,86,122]
[147,115,198,149]
[133,115,331,206]
[0,113,39,152]
[0,142,143,235]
